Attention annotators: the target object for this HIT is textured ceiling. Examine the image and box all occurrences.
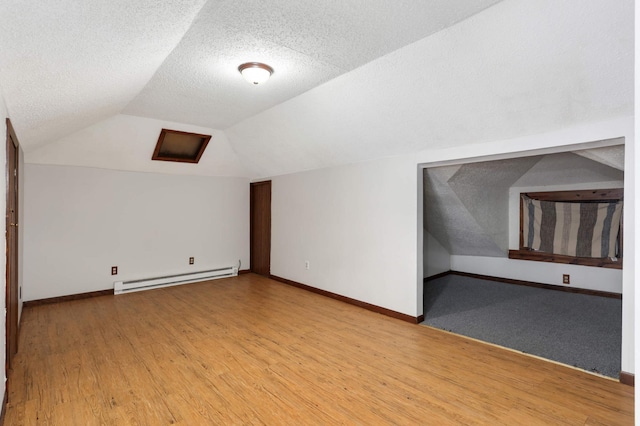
[124,0,502,129]
[424,149,625,257]
[0,0,633,178]
[425,165,505,257]
[225,0,634,177]
[425,158,541,257]
[573,144,625,171]
[512,151,624,188]
[447,157,541,253]
[0,0,500,151]
[0,0,209,150]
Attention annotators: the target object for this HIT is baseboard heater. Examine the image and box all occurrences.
[114,266,238,295]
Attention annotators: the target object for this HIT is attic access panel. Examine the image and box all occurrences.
[152,129,211,163]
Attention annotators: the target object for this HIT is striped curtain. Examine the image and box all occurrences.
[522,196,623,258]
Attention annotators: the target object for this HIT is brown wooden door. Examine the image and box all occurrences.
[6,119,19,372]
[250,181,271,276]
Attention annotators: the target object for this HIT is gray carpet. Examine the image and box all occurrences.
[422,274,622,378]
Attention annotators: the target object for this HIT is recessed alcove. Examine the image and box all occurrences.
[421,143,625,378]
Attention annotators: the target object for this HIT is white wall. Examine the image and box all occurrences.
[451,255,622,293]
[270,155,419,317]
[423,230,450,278]
[23,164,249,300]
[266,117,634,372]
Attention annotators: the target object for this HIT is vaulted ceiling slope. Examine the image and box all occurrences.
[1,0,633,178]
[124,0,503,130]
[0,0,209,150]
[226,0,633,177]
[0,0,499,151]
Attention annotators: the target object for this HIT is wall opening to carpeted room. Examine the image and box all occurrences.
[419,137,628,380]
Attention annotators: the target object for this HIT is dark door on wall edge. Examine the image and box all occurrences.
[250,181,271,276]
[6,118,19,378]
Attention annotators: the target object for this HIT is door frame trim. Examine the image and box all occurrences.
[5,118,19,404]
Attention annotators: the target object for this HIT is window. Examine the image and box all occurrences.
[508,188,623,269]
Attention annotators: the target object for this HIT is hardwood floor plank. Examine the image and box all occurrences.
[6,274,633,424]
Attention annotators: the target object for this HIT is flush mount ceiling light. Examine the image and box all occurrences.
[238,62,273,85]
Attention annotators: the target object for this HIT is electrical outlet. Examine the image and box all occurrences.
[111,266,118,275]
[563,274,570,284]
[189,257,194,265]
[305,260,310,270]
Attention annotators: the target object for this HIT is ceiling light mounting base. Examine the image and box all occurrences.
[238,62,273,85]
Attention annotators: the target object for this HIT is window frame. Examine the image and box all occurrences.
[508,188,623,269]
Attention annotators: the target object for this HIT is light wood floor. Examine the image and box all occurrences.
[5,274,633,425]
